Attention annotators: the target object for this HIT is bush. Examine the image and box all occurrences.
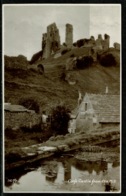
[76,38,90,48]
[50,105,70,135]
[76,56,94,69]
[99,53,116,66]
[19,98,40,113]
[63,43,67,47]
[61,48,71,55]
[4,55,28,69]
[76,39,85,47]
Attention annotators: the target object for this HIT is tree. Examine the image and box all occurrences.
[99,53,116,67]
[76,56,94,69]
[50,106,70,135]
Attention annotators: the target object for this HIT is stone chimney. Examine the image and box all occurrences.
[65,23,73,48]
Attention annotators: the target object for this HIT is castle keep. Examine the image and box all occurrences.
[42,23,61,59]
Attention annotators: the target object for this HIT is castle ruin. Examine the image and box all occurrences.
[41,22,119,60]
[93,34,110,50]
[42,23,61,59]
[65,23,73,48]
[113,42,120,50]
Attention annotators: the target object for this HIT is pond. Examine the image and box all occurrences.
[5,155,120,193]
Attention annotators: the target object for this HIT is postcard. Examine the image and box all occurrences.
[3,3,121,193]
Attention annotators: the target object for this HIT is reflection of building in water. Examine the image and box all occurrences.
[72,159,107,175]
[62,161,71,181]
[41,161,58,183]
[46,174,57,183]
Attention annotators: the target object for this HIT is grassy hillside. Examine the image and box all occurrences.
[5,47,120,114]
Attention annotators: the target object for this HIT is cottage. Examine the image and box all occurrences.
[76,93,120,131]
[4,103,40,129]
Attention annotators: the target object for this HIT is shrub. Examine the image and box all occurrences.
[50,105,70,135]
[76,56,94,69]
[4,55,28,69]
[19,98,40,113]
[76,39,85,47]
[73,42,77,47]
[99,53,116,66]
[63,43,67,47]
[61,48,71,55]
[76,39,90,48]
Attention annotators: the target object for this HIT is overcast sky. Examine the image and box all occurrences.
[3,4,121,60]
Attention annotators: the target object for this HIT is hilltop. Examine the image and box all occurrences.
[5,47,120,113]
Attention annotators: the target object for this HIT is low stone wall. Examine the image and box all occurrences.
[5,111,41,129]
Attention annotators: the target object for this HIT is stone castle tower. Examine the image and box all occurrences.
[65,23,73,48]
[42,23,60,59]
[95,34,110,50]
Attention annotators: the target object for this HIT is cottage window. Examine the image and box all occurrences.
[85,103,88,111]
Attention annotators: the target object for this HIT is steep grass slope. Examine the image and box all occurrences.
[5,47,120,113]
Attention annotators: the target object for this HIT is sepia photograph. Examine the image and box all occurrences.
[3,4,121,193]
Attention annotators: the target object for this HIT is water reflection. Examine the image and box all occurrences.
[5,156,120,192]
[41,161,58,183]
[62,160,71,181]
[5,167,33,187]
[59,156,108,179]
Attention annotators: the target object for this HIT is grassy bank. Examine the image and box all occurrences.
[5,125,120,171]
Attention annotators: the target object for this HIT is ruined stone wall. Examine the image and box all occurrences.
[95,34,110,50]
[5,111,41,129]
[102,34,110,50]
[42,23,60,59]
[41,22,111,59]
[91,48,97,62]
[114,42,120,50]
[95,34,103,50]
[65,24,73,48]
